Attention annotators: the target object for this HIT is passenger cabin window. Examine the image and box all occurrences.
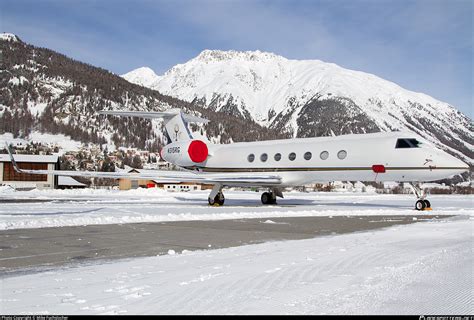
[260,153,268,162]
[320,151,329,160]
[274,153,281,161]
[289,152,296,161]
[396,138,421,149]
[304,152,312,160]
[337,150,347,160]
[248,154,255,162]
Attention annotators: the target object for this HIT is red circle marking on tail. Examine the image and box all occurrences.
[188,140,208,163]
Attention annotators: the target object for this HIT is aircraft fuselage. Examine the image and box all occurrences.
[163,132,468,186]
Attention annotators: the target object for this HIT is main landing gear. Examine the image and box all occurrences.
[208,192,225,206]
[261,188,283,205]
[208,184,225,206]
[409,182,432,211]
[261,192,277,205]
[207,185,284,206]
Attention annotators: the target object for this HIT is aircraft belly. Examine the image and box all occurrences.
[276,168,461,185]
[278,170,377,185]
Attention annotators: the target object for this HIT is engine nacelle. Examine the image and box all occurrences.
[160,140,209,167]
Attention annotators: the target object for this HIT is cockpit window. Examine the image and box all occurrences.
[396,138,421,149]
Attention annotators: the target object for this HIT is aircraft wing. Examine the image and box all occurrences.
[5,144,281,186]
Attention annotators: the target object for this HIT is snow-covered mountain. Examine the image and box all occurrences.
[0,35,283,154]
[121,67,161,88]
[0,33,19,42]
[122,49,473,164]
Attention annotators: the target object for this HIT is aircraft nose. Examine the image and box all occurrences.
[442,153,470,172]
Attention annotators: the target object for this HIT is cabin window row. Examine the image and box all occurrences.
[247,150,347,162]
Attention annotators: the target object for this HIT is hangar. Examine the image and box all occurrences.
[0,154,59,190]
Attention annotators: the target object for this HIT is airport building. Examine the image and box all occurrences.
[57,176,87,189]
[118,168,161,190]
[118,168,212,191]
[0,154,59,190]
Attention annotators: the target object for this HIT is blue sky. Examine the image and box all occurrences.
[1,0,472,116]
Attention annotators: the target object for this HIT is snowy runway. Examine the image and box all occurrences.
[1,215,445,272]
[0,188,471,230]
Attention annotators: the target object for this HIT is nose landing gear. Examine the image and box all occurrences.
[415,199,431,211]
[410,183,432,211]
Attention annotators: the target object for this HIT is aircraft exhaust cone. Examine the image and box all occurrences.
[188,140,208,163]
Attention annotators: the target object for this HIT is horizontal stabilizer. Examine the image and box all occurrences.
[98,109,209,124]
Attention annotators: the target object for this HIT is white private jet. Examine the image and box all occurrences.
[6,109,469,210]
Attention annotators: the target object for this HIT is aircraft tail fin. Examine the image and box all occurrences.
[98,109,208,143]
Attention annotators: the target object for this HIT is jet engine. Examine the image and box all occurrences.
[160,140,209,167]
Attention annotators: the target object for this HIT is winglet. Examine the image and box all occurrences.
[5,142,22,173]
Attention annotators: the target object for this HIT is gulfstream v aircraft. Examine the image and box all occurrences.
[6,109,469,210]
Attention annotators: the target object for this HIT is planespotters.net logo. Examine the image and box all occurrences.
[420,316,473,320]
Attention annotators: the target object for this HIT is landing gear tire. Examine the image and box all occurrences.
[208,192,225,206]
[423,199,431,209]
[415,199,426,211]
[410,183,432,211]
[261,192,277,205]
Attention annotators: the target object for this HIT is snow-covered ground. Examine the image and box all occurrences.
[0,189,472,314]
[0,188,472,230]
[1,216,472,314]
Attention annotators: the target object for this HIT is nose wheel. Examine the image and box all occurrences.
[415,199,431,211]
[410,183,432,211]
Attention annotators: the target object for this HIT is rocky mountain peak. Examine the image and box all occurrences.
[195,49,284,63]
